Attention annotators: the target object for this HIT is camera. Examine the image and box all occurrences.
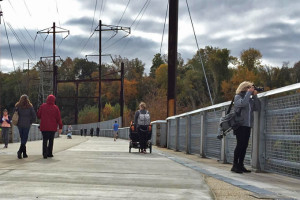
[253,85,264,92]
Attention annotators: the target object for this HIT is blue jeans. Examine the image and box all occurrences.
[18,127,30,145]
[1,127,9,146]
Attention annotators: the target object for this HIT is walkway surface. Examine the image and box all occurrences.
[0,136,299,200]
[0,136,212,200]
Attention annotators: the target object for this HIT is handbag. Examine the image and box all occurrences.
[12,108,19,126]
[219,97,243,133]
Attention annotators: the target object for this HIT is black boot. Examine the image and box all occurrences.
[231,164,243,173]
[239,164,251,173]
[23,144,28,158]
[17,145,23,159]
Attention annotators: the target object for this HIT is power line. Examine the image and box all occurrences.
[7,22,34,60]
[81,28,98,53]
[3,18,16,71]
[91,0,98,33]
[130,0,149,28]
[54,0,61,27]
[23,0,32,17]
[3,16,21,95]
[117,0,130,26]
[134,0,151,29]
[160,1,168,55]
[186,0,214,106]
[119,0,151,55]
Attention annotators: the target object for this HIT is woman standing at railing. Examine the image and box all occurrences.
[232,81,261,173]
[37,95,63,159]
[1,109,12,148]
[14,95,36,159]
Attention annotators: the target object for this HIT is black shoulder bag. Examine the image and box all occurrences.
[219,97,243,134]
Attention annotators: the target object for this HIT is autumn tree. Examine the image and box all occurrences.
[150,53,165,78]
[155,64,168,90]
[221,66,258,100]
[240,48,262,71]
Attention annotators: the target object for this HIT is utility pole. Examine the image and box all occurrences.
[120,62,124,127]
[98,20,102,122]
[167,0,179,117]
[23,59,31,94]
[0,2,3,112]
[95,20,130,122]
[53,23,56,97]
[37,23,69,97]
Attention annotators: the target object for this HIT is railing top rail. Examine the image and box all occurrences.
[151,120,167,124]
[166,83,300,120]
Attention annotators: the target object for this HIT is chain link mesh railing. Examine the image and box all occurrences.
[204,109,222,160]
[190,114,201,154]
[165,83,300,179]
[265,93,300,178]
[178,117,187,152]
[168,119,176,150]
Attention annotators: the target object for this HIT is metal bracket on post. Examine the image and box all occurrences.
[200,112,206,158]
[220,110,227,163]
[186,115,191,154]
[175,118,179,151]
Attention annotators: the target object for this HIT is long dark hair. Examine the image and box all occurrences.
[15,95,33,109]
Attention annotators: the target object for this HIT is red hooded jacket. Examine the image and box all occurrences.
[37,95,63,132]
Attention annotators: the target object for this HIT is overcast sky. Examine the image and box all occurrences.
[0,0,299,73]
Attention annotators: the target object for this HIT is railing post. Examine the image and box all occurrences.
[175,118,179,151]
[252,97,266,172]
[220,110,227,163]
[167,120,170,149]
[186,115,191,154]
[200,112,206,158]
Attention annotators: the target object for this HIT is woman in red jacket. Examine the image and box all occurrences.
[37,95,63,159]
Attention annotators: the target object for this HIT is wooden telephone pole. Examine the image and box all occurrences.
[167,0,179,117]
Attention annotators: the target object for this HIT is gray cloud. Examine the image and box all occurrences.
[1,0,300,73]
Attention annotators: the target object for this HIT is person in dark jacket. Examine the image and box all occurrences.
[80,128,83,136]
[90,128,94,137]
[15,95,36,159]
[37,95,63,159]
[134,102,150,154]
[84,129,87,137]
[231,81,261,173]
[96,127,100,137]
[1,109,12,148]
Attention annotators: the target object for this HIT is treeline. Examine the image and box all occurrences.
[0,47,299,125]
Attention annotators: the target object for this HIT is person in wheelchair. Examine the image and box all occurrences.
[134,102,151,154]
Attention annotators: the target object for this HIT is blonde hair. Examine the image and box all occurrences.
[139,102,146,110]
[236,81,253,94]
[15,94,33,109]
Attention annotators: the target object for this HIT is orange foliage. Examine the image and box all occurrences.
[221,66,259,100]
[124,79,138,104]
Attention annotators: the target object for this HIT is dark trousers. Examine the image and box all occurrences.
[138,126,148,150]
[2,127,9,146]
[18,127,30,145]
[233,126,251,166]
[42,131,55,156]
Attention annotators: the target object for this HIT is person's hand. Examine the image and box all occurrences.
[248,86,255,93]
[253,90,258,96]
[58,129,62,135]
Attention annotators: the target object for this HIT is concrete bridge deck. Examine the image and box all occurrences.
[0,136,299,200]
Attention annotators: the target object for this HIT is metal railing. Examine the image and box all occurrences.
[165,83,300,179]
